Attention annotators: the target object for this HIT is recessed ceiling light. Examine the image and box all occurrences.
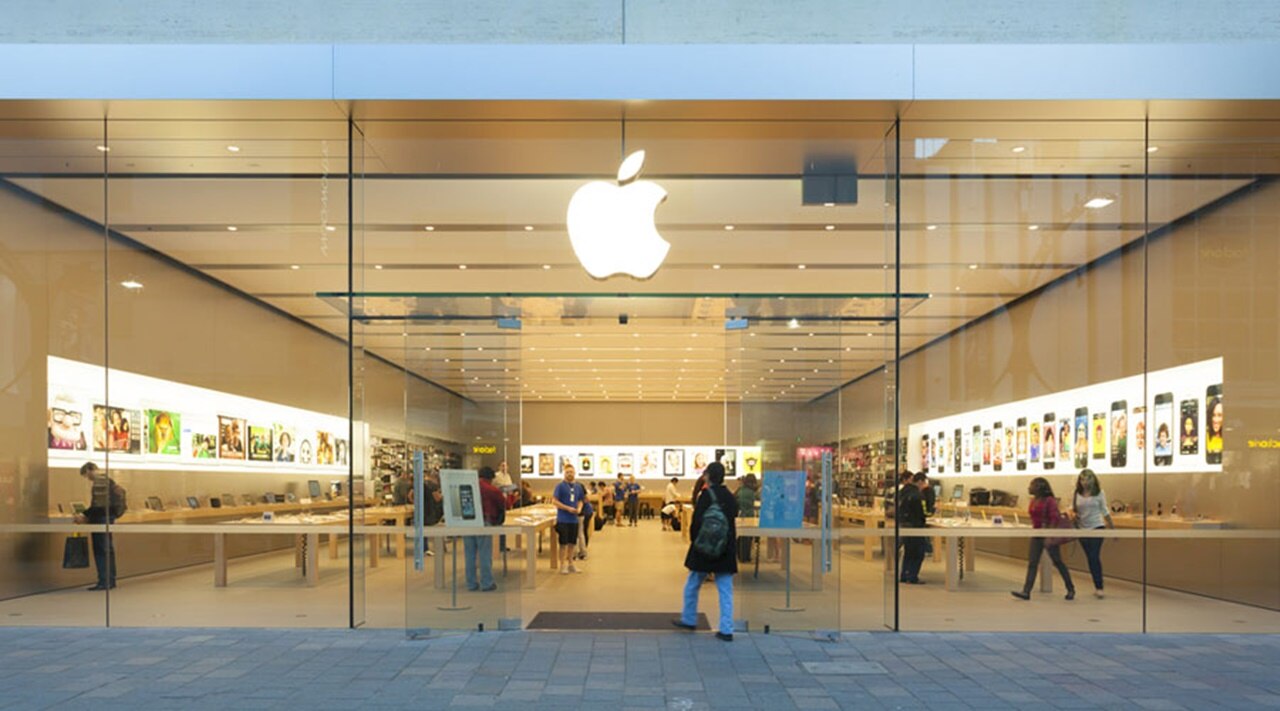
[460,332,466,337]
[824,225,835,231]
[955,286,962,291]
[424,346,431,351]
[926,224,938,231]
[866,332,873,337]
[1011,145,1026,153]
[1028,224,1040,231]
[290,264,300,270]
[724,225,735,231]
[424,225,435,231]
[823,202,835,207]
[374,264,383,270]
[325,225,336,232]
[787,318,800,329]
[477,346,484,351]
[226,225,237,232]
[524,225,534,231]
[226,145,240,152]
[712,264,721,270]
[120,280,143,290]
[1147,145,1159,153]
[968,263,978,270]
[96,145,110,152]
[542,264,551,270]
[1084,197,1114,209]
[458,264,467,270]
[797,264,806,270]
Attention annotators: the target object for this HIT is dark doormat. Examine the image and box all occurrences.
[527,611,710,631]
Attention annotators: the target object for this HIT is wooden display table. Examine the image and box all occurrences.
[735,518,826,591]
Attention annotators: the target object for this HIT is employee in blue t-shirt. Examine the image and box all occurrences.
[552,463,584,575]
[613,474,627,527]
[625,475,642,527]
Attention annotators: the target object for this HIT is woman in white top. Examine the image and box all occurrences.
[1072,469,1115,598]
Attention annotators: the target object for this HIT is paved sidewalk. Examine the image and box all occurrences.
[0,628,1278,710]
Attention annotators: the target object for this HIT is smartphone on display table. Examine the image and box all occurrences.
[1091,412,1107,460]
[1074,408,1089,469]
[972,426,982,472]
[1153,393,1174,466]
[992,422,1003,471]
[1205,384,1223,464]
[1110,400,1128,468]
[1016,417,1028,470]
[953,428,962,473]
[1180,398,1199,456]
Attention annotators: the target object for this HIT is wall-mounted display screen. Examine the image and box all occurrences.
[908,357,1223,477]
[521,444,762,480]
[47,356,358,475]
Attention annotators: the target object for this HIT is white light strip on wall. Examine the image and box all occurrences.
[908,357,1224,478]
[47,356,363,476]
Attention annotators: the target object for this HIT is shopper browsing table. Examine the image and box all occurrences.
[74,462,126,591]
[625,475,641,527]
[463,466,507,592]
[552,464,583,574]
[672,462,738,641]
[897,472,928,584]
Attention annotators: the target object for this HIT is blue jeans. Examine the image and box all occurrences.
[682,571,734,635]
[463,535,494,590]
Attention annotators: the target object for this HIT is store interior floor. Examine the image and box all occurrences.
[4,521,1279,633]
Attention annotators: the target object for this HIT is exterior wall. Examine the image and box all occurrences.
[4,1,1278,43]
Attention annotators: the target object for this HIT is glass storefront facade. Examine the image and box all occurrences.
[1,101,1277,632]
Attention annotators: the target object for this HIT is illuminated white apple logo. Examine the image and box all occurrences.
[567,150,669,279]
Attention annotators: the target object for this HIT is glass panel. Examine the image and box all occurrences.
[101,115,352,627]
[896,113,1148,631]
[1144,107,1280,631]
[0,116,108,625]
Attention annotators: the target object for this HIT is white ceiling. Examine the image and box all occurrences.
[3,99,1270,403]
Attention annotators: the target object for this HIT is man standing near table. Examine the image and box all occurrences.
[463,466,507,592]
[552,464,583,574]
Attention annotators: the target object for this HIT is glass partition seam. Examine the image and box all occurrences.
[101,114,111,628]
[892,116,902,633]
[347,116,356,629]
[1142,114,1150,635]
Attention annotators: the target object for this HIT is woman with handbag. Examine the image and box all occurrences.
[1072,469,1115,599]
[1011,477,1075,601]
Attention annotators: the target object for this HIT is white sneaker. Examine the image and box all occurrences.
[425,550,434,557]
[1094,590,1105,599]
[560,566,570,575]
[568,564,580,574]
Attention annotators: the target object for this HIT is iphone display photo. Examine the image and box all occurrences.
[992,422,1003,471]
[1016,417,1028,470]
[1074,408,1089,468]
[1180,398,1199,455]
[1205,385,1223,464]
[1110,400,1128,468]
[1091,412,1107,460]
[1153,393,1173,466]
[1042,413,1056,469]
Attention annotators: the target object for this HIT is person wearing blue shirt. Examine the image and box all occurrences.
[625,475,642,527]
[613,474,627,527]
[552,464,583,574]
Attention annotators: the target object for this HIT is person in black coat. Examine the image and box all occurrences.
[898,472,928,584]
[672,462,739,641]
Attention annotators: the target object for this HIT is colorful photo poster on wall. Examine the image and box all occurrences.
[598,455,614,476]
[336,438,349,467]
[93,405,142,454]
[146,409,181,455]
[759,471,805,529]
[298,437,314,464]
[741,447,762,477]
[315,432,335,465]
[617,453,634,475]
[907,357,1223,476]
[440,469,483,528]
[520,455,534,475]
[248,425,273,461]
[217,416,246,459]
[538,452,555,476]
[559,455,573,475]
[48,389,90,451]
[273,424,296,462]
[689,450,710,475]
[577,453,595,476]
[715,448,737,477]
[663,448,685,476]
[191,433,218,459]
[640,450,661,476]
